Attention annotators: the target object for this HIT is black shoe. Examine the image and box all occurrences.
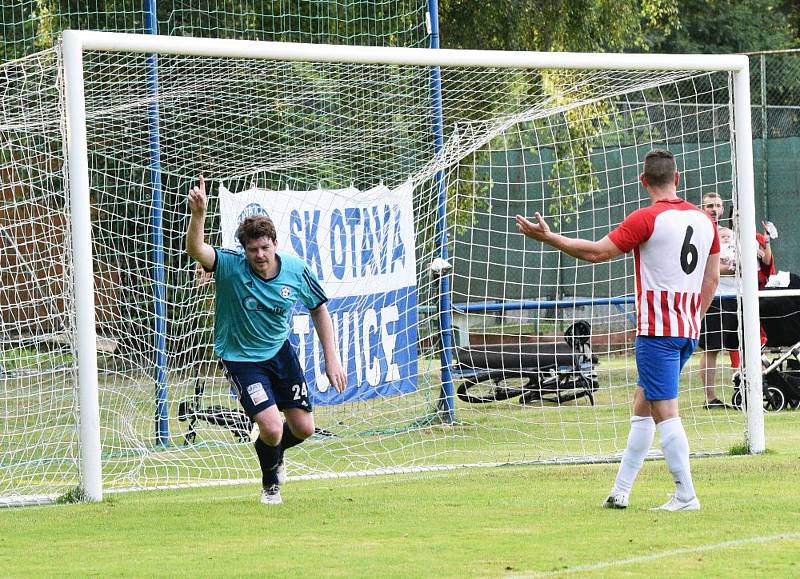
[703,398,731,410]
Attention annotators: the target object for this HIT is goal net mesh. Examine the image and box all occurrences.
[0,45,746,503]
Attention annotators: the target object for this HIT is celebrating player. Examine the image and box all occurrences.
[515,149,719,511]
[186,175,347,505]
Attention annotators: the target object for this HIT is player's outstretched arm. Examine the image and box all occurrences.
[515,213,622,263]
[310,303,347,393]
[186,175,215,271]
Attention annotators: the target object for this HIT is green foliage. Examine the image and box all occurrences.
[1,1,427,62]
[648,0,797,53]
[439,0,678,52]
[33,0,55,50]
[776,0,800,39]
[437,1,678,222]
[54,485,87,504]
[4,0,800,358]
[728,442,751,455]
[437,0,798,223]
[447,163,491,237]
[730,443,777,456]
[538,74,616,224]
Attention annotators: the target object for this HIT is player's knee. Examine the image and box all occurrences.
[292,421,315,440]
[254,415,282,445]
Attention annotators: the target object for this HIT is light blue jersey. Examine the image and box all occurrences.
[211,248,327,362]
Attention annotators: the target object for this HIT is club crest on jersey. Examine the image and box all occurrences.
[280,286,291,298]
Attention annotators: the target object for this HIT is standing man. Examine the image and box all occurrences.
[697,192,737,408]
[698,191,775,408]
[187,176,347,505]
[516,149,719,511]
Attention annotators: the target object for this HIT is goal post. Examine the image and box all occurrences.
[63,34,102,503]
[730,69,765,454]
[3,30,763,505]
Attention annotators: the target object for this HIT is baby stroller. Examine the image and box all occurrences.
[731,272,800,411]
[455,321,599,406]
[177,371,253,445]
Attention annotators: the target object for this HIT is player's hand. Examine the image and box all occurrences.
[188,175,207,216]
[761,220,777,239]
[515,212,551,242]
[325,360,347,393]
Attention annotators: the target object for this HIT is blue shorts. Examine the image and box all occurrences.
[219,340,312,417]
[635,336,698,401]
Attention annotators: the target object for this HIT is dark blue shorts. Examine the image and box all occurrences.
[219,340,312,417]
[635,335,698,401]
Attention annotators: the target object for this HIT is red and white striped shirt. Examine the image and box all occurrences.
[608,199,719,339]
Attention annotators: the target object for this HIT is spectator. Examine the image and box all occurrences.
[698,192,775,408]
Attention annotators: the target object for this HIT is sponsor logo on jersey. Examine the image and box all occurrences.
[242,296,287,316]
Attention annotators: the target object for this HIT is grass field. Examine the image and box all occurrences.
[1,410,798,577]
[3,352,747,500]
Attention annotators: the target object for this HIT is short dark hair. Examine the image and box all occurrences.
[237,215,277,246]
[643,149,677,187]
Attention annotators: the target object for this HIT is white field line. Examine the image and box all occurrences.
[517,531,800,577]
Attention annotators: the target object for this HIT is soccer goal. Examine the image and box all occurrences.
[0,31,764,505]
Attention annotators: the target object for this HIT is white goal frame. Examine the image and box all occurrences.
[61,30,764,503]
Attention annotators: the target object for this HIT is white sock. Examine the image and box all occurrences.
[658,417,696,501]
[613,415,655,494]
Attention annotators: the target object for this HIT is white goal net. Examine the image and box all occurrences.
[0,33,760,505]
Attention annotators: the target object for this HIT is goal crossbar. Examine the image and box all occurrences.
[64,30,750,72]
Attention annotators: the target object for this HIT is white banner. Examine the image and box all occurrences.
[219,179,417,296]
[217,179,419,405]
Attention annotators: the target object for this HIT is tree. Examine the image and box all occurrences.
[647,0,796,54]
[438,1,683,223]
[439,0,679,52]
[775,0,800,42]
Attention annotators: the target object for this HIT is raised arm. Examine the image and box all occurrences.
[758,224,774,268]
[699,252,720,317]
[186,175,216,271]
[310,303,347,393]
[515,213,623,263]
